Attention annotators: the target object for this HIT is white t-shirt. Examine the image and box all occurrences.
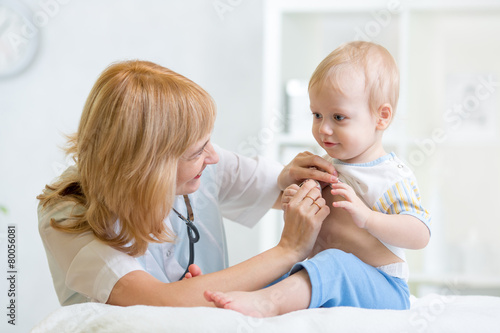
[38,145,282,305]
[325,152,431,281]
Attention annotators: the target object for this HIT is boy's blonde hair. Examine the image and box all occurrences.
[309,41,399,115]
[37,60,216,256]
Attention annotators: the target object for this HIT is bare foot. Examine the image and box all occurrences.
[204,290,279,318]
[183,264,202,279]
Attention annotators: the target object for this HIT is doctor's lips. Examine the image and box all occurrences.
[194,167,205,179]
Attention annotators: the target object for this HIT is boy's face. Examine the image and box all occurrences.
[309,73,383,164]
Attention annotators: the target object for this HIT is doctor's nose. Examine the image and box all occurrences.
[204,143,219,165]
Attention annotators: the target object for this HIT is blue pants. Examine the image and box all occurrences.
[276,249,410,310]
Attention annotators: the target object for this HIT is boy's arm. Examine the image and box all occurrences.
[330,182,430,250]
[364,213,429,250]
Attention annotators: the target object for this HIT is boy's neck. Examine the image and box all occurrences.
[336,144,387,164]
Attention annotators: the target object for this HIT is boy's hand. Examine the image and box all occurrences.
[278,152,338,190]
[330,182,373,229]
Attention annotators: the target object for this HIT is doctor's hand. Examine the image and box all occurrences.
[278,180,330,261]
[182,264,203,280]
[278,151,338,191]
[281,179,321,210]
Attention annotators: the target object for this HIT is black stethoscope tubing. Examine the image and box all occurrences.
[172,196,200,281]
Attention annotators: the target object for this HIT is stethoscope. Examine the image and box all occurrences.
[172,195,200,281]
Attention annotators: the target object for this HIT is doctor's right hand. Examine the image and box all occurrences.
[278,151,338,191]
[278,180,330,261]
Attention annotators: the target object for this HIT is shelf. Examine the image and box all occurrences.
[270,1,397,13]
[269,0,500,12]
[410,273,500,289]
[276,134,315,146]
[261,1,500,281]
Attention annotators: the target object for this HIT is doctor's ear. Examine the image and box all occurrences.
[376,103,393,130]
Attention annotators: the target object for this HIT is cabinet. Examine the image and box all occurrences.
[261,0,500,296]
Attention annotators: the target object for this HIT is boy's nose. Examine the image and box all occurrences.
[319,121,333,135]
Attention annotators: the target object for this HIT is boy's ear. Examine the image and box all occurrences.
[376,103,393,130]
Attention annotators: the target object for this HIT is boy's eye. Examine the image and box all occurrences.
[334,114,345,121]
[312,113,322,119]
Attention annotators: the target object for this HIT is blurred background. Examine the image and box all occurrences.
[0,0,499,331]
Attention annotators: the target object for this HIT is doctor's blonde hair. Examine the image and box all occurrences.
[309,41,399,116]
[37,60,216,256]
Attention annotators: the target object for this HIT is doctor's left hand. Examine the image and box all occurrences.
[278,151,338,191]
[279,179,330,261]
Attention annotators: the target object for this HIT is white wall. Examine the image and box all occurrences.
[6,1,500,331]
[0,1,265,331]
[406,9,500,280]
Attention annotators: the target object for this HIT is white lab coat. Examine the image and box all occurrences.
[38,145,282,305]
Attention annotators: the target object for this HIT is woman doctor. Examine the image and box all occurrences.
[37,60,336,307]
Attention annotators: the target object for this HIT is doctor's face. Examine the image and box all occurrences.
[176,135,219,195]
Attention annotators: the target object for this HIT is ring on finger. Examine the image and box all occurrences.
[305,195,316,201]
[312,201,321,209]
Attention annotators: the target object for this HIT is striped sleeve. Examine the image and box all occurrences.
[373,179,431,229]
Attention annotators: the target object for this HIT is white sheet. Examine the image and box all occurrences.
[31,294,500,333]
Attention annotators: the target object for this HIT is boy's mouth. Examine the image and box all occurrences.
[323,141,338,148]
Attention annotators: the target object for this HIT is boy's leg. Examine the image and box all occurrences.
[204,269,312,317]
[205,249,410,317]
[294,248,410,310]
